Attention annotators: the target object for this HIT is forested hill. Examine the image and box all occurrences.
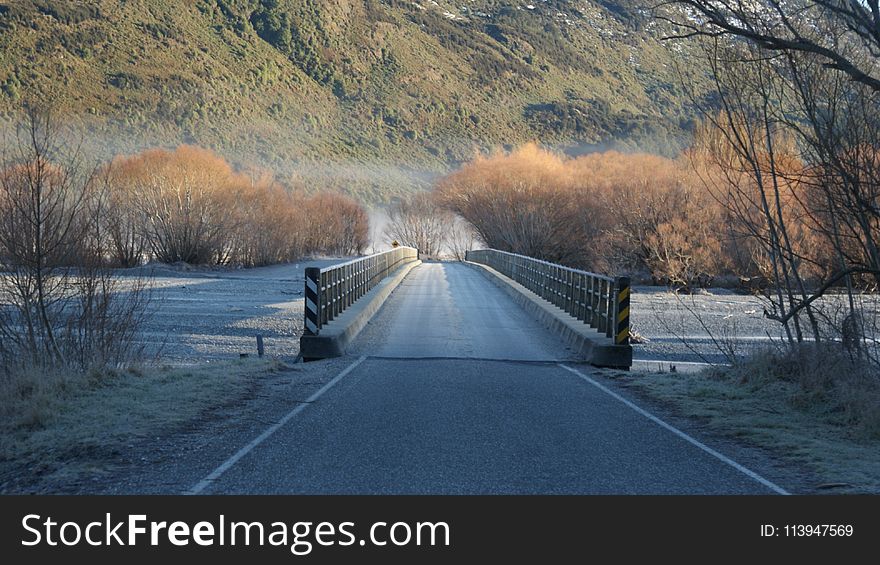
[0,0,704,200]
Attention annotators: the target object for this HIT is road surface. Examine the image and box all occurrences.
[192,263,784,494]
[352,261,569,360]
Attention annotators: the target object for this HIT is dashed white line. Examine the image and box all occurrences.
[559,363,789,495]
[186,355,367,494]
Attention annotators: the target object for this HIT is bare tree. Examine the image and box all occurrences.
[686,40,823,342]
[664,1,880,356]
[447,215,481,261]
[103,161,148,267]
[0,106,151,371]
[784,52,880,288]
[384,192,452,259]
[659,1,880,92]
[0,106,94,365]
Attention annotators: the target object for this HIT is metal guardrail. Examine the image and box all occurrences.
[303,247,419,335]
[465,249,630,345]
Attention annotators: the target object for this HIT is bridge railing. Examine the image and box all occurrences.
[465,249,630,345]
[303,247,418,335]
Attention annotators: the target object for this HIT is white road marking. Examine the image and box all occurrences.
[558,364,790,495]
[186,356,367,495]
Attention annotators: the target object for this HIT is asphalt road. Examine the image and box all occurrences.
[194,263,783,494]
[351,262,569,360]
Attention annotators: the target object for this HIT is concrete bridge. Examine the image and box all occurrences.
[189,248,787,494]
[300,247,632,366]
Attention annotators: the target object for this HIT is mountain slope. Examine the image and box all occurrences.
[0,0,704,200]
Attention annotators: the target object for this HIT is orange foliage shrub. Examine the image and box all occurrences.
[104,146,369,266]
[437,136,847,289]
[688,120,831,285]
[437,144,726,287]
[301,192,370,257]
[435,144,597,268]
[572,151,725,286]
[106,146,242,264]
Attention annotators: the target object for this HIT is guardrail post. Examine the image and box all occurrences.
[304,267,322,336]
[589,277,598,328]
[614,276,631,345]
[605,280,615,338]
[569,272,576,318]
[326,270,333,323]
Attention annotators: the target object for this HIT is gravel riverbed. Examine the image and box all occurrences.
[133,259,343,364]
[118,264,880,368]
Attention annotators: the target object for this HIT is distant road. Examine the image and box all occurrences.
[191,263,785,494]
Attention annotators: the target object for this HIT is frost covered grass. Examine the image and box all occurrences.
[0,359,283,492]
[611,346,880,493]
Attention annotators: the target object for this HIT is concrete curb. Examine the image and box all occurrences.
[465,261,633,368]
[300,260,422,360]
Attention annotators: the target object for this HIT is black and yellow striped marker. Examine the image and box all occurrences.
[615,277,630,345]
[304,267,322,335]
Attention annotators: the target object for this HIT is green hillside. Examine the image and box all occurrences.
[0,0,704,201]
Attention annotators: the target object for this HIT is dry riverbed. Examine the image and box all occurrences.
[630,286,880,368]
[119,262,880,368]
[132,259,345,364]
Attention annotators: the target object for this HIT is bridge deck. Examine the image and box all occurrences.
[351,262,570,361]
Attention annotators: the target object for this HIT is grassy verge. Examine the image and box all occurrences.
[610,350,880,493]
[0,359,284,492]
